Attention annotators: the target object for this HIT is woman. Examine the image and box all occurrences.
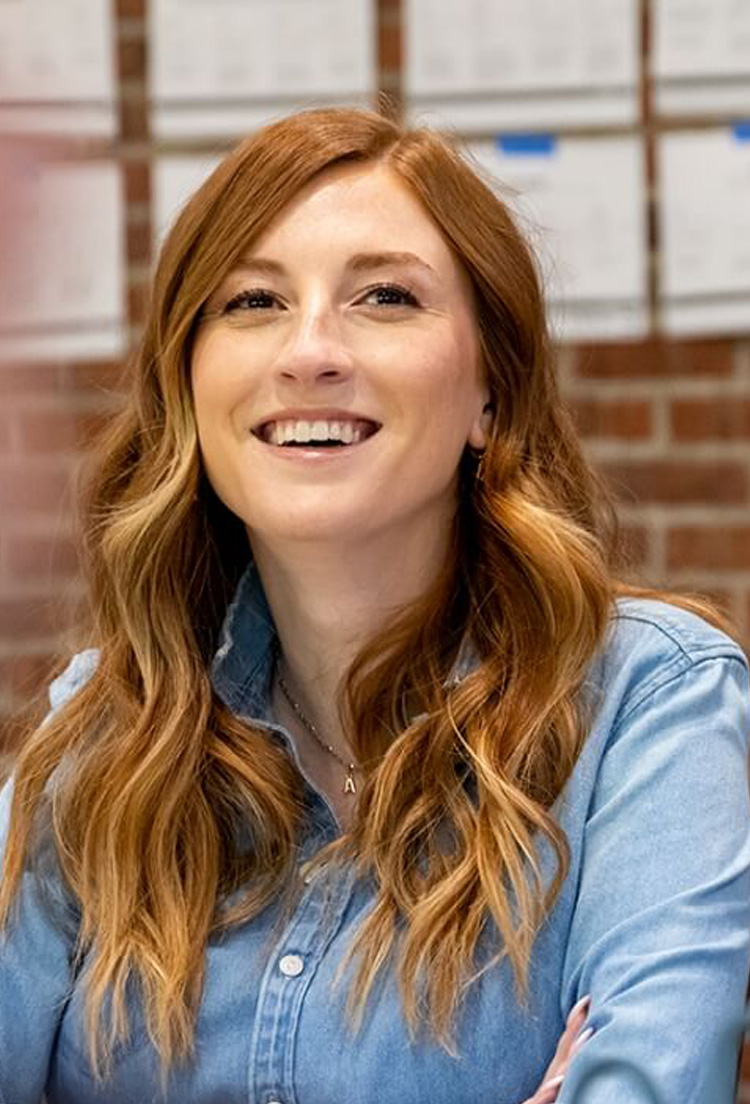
[0,106,748,1104]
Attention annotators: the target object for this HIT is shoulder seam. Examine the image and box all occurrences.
[612,607,746,664]
[613,650,748,733]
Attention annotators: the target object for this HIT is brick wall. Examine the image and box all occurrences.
[0,0,149,754]
[0,0,748,1089]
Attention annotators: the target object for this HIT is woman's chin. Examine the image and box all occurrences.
[246,509,378,545]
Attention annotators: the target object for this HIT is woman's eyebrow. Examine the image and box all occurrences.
[231,251,438,279]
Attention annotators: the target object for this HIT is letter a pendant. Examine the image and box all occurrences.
[343,765,357,794]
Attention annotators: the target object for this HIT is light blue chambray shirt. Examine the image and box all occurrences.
[1,562,750,1104]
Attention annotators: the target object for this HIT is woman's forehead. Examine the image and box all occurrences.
[237,163,460,275]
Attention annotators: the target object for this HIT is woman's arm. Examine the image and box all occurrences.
[558,650,750,1103]
[0,778,77,1104]
[0,651,98,1104]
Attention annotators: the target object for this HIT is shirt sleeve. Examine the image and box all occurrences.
[558,650,750,1104]
[0,649,99,1104]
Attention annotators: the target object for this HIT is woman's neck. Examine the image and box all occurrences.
[248,518,451,742]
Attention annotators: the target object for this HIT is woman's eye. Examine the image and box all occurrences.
[362,283,419,308]
[223,289,280,313]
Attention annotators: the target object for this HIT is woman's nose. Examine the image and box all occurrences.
[275,302,354,383]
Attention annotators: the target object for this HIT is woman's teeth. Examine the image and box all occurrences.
[262,418,376,447]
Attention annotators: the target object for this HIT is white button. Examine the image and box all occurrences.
[279,953,304,977]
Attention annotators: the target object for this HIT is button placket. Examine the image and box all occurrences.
[249,863,357,1104]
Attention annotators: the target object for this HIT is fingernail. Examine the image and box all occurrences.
[570,1026,594,1056]
[568,994,591,1022]
[539,1073,563,1099]
[540,1073,565,1091]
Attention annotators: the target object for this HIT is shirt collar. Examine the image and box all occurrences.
[210,560,480,720]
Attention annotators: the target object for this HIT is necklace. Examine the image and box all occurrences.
[273,643,359,796]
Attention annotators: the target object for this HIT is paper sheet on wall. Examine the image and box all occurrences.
[0,0,115,136]
[658,127,750,336]
[153,155,223,250]
[150,0,377,139]
[467,135,648,341]
[0,161,125,361]
[404,0,639,131]
[652,0,750,117]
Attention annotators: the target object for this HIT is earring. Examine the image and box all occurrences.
[473,449,487,485]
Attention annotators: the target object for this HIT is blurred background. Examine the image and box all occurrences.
[0,0,748,1085]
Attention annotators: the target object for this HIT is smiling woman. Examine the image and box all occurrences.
[191,159,490,582]
[0,106,748,1104]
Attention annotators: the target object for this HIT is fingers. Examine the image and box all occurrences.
[530,1072,565,1104]
[545,994,591,1080]
[569,1025,594,1060]
[527,994,594,1103]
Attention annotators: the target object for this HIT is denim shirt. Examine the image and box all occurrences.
[1,563,750,1104]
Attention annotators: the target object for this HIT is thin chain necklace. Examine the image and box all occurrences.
[273,642,359,795]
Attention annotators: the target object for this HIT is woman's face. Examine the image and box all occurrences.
[191,162,490,550]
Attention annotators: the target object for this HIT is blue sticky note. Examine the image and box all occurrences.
[495,134,557,156]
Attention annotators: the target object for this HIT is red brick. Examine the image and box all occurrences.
[379,22,402,70]
[115,0,145,17]
[0,597,69,638]
[601,460,747,505]
[17,410,113,454]
[0,364,63,394]
[575,339,735,379]
[641,0,650,53]
[0,463,77,514]
[667,527,750,571]
[0,414,11,452]
[671,398,750,440]
[646,193,658,251]
[119,97,149,142]
[66,358,129,394]
[117,37,145,81]
[0,709,40,759]
[126,220,151,264]
[615,524,651,570]
[570,397,652,440]
[0,654,57,699]
[670,584,734,614]
[127,280,151,325]
[124,160,150,205]
[0,715,20,758]
[4,534,81,582]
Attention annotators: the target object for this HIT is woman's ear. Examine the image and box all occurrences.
[468,399,495,450]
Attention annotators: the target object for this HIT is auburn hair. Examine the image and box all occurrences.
[0,104,735,1082]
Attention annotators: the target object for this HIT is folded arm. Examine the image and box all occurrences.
[558,652,750,1104]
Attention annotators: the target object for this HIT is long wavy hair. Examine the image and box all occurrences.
[0,105,735,1081]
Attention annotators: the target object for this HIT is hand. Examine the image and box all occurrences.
[520,995,594,1103]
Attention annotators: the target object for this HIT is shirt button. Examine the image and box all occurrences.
[279,953,305,977]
